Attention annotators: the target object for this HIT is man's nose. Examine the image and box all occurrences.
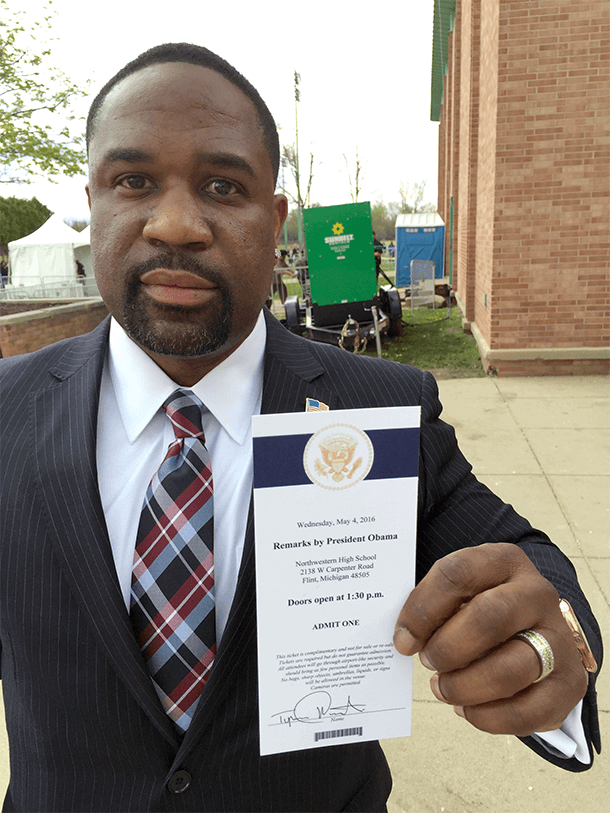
[143,189,213,249]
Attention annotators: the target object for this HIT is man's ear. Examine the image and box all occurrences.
[273,194,289,244]
[85,184,92,211]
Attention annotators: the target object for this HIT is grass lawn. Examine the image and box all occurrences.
[364,306,486,379]
[271,262,486,380]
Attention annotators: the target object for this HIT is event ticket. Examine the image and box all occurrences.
[253,406,420,756]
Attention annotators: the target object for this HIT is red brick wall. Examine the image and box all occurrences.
[0,301,108,357]
[437,0,609,375]
[456,0,481,323]
[492,0,610,351]
[0,300,73,317]
[473,0,499,344]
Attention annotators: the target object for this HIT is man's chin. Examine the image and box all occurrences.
[122,287,233,358]
[125,319,231,358]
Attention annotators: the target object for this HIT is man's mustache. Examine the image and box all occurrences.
[128,252,227,288]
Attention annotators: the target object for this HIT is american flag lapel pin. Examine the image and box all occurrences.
[305,398,330,412]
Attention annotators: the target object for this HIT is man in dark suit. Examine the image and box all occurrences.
[0,43,602,812]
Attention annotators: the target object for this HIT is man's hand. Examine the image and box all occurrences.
[393,543,588,736]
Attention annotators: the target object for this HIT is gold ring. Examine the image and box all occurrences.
[514,630,555,683]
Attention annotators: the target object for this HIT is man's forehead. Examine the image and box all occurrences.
[92,62,260,143]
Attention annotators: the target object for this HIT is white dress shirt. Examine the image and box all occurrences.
[97,311,265,638]
[95,311,589,763]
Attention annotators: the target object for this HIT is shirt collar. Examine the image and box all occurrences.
[107,311,266,445]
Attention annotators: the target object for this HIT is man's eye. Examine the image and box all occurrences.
[119,175,150,190]
[206,179,239,196]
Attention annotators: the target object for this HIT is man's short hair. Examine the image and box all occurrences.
[86,42,280,185]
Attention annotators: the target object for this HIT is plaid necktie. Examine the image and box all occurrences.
[130,389,215,733]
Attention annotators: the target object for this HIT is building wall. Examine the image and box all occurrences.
[0,301,108,358]
[456,0,480,324]
[473,0,500,346]
[438,0,610,375]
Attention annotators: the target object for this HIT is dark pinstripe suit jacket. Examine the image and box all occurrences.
[0,310,602,812]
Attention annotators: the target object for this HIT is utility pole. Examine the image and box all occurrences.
[294,71,304,250]
[280,161,288,249]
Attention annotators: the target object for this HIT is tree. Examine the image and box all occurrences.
[0,0,88,184]
[278,70,319,249]
[281,144,315,211]
[343,149,365,203]
[0,195,52,245]
[397,180,428,214]
[370,200,396,241]
[280,208,300,244]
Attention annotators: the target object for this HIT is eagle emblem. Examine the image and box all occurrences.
[304,424,374,490]
[315,433,361,483]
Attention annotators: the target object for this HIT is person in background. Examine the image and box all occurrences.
[272,249,290,304]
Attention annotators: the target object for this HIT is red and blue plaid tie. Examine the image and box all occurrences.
[130,389,215,733]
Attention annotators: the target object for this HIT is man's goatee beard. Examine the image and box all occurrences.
[121,252,234,357]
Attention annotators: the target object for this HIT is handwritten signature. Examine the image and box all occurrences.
[271,691,366,726]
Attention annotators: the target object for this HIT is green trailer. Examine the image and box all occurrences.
[284,202,402,351]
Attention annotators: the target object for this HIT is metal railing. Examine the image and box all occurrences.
[0,276,100,300]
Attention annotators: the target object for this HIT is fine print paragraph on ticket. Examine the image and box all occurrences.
[253,406,420,756]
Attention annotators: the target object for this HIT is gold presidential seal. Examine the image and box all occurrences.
[304,424,374,490]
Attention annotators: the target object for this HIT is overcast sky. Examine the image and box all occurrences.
[5,0,439,220]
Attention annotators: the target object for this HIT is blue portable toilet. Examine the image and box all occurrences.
[395,213,445,287]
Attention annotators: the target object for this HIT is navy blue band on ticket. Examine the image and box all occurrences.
[253,428,419,489]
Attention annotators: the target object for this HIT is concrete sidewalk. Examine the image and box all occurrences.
[383,375,609,813]
[0,376,607,809]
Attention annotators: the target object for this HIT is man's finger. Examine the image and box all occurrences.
[394,543,538,656]
[430,634,554,707]
[419,574,559,673]
[456,651,588,737]
[424,610,588,736]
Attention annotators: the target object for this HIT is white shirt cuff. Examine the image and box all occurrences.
[530,700,590,764]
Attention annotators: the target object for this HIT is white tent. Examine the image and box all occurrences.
[8,214,90,287]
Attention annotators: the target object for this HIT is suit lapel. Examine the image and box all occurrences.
[31,319,179,746]
[260,308,339,414]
